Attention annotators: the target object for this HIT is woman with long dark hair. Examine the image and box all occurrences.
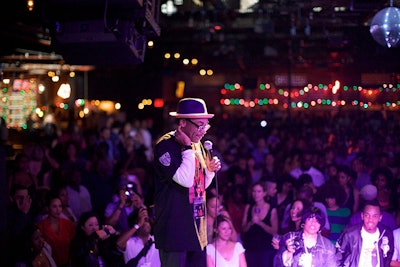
[241,181,278,267]
[69,211,123,267]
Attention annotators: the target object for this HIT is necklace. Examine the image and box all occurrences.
[253,206,261,214]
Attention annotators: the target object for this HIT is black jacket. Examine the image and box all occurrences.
[336,223,394,267]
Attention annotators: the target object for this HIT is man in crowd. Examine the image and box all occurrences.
[336,199,394,267]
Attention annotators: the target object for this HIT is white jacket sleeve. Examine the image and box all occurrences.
[172,150,196,188]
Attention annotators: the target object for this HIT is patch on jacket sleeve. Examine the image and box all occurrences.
[159,152,171,166]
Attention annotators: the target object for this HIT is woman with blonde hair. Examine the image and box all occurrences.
[206,215,247,267]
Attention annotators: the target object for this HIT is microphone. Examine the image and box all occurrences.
[204,140,213,159]
[381,236,389,257]
[204,140,218,173]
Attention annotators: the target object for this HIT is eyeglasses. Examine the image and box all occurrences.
[186,119,211,132]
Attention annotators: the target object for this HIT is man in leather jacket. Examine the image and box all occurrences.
[336,199,394,267]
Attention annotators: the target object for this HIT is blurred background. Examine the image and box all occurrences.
[1,0,400,135]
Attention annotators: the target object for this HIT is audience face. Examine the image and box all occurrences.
[247,157,256,168]
[361,204,382,233]
[216,220,232,241]
[296,187,313,203]
[233,173,247,186]
[252,184,266,202]
[82,216,100,236]
[374,174,388,190]
[290,200,304,223]
[207,196,222,219]
[281,181,293,194]
[58,188,69,207]
[69,170,82,188]
[325,197,337,210]
[132,192,144,209]
[265,181,277,198]
[232,186,246,204]
[327,165,338,180]
[138,220,152,236]
[16,154,30,171]
[237,158,247,170]
[351,158,365,173]
[264,154,275,166]
[337,171,350,186]
[300,154,313,171]
[29,158,43,177]
[66,143,78,158]
[31,228,45,254]
[303,216,321,235]
[48,198,63,219]
[13,188,30,207]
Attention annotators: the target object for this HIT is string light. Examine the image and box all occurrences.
[27,0,34,11]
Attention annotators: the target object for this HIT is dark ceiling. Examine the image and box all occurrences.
[1,0,400,101]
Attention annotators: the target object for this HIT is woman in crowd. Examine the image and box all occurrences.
[206,191,237,243]
[336,165,359,213]
[241,181,278,267]
[274,206,338,267]
[206,215,247,267]
[318,180,351,244]
[69,211,123,267]
[274,174,295,226]
[36,192,75,267]
[371,166,397,213]
[272,199,312,250]
[57,185,78,222]
[280,199,312,235]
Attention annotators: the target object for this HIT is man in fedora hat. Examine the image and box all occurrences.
[153,98,221,267]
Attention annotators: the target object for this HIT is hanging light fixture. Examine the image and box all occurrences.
[370,0,400,48]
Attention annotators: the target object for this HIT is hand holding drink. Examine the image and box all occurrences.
[286,232,296,253]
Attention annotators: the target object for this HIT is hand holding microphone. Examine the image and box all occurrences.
[204,140,222,172]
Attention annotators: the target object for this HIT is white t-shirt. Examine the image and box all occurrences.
[206,242,245,267]
[67,185,92,219]
[124,236,160,267]
[290,166,326,187]
[359,227,380,267]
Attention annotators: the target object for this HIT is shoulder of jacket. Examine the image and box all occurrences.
[156,132,173,144]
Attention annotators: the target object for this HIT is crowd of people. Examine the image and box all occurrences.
[5,97,400,267]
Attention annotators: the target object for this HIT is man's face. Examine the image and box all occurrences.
[301,154,313,170]
[266,182,277,197]
[361,204,382,233]
[13,189,29,207]
[182,118,209,143]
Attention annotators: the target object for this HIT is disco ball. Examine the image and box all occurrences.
[370,7,400,48]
